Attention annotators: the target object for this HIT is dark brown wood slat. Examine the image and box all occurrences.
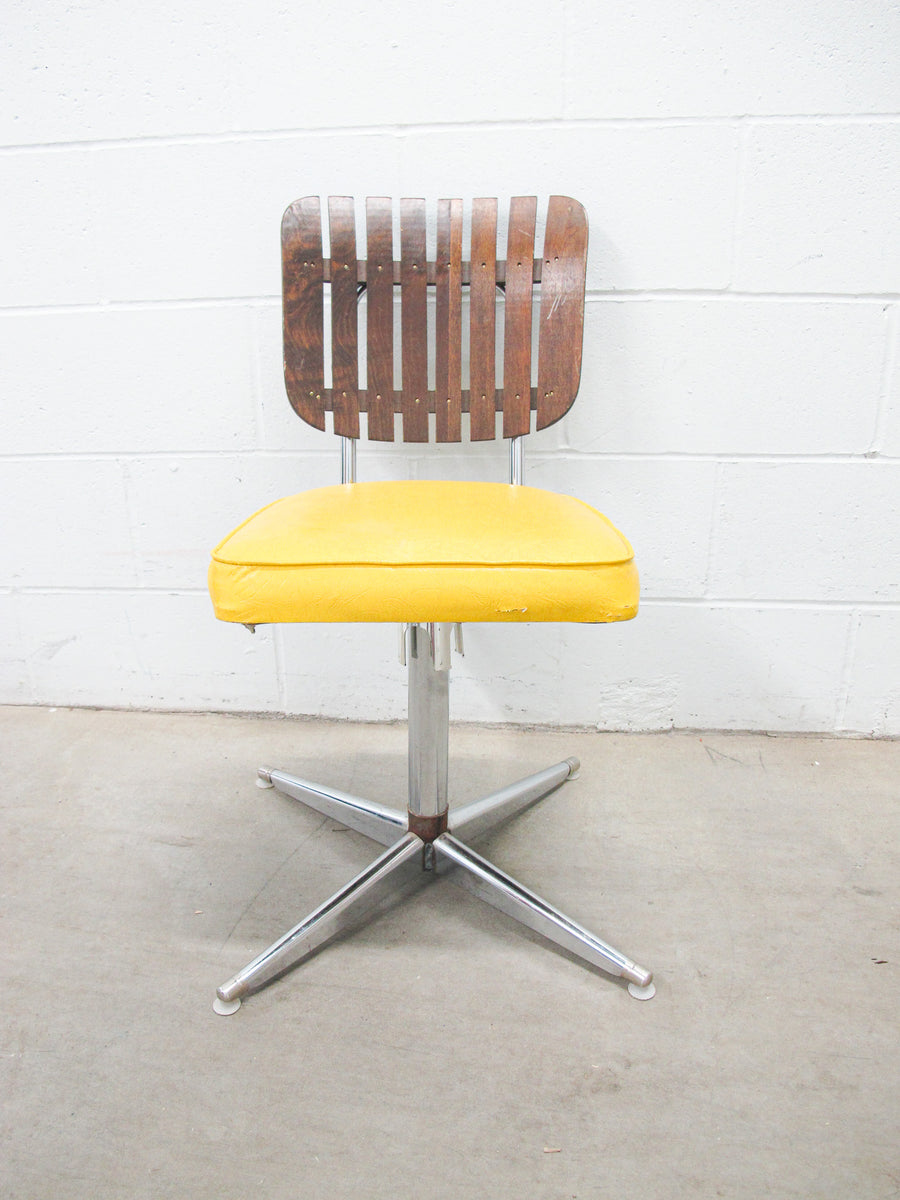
[334,259,540,285]
[327,196,360,438]
[323,387,530,415]
[502,195,537,437]
[365,197,395,441]
[400,198,429,442]
[469,198,498,441]
[536,196,588,430]
[282,196,326,430]
[435,199,463,442]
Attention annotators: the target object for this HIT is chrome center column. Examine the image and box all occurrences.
[406,623,451,843]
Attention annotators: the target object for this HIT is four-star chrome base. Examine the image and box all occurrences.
[214,623,654,1014]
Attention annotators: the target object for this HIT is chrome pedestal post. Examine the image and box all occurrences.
[407,623,450,843]
[214,625,654,1012]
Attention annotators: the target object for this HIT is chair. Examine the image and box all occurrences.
[208,195,654,1013]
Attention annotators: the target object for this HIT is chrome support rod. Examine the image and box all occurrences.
[449,758,580,843]
[407,624,450,823]
[257,767,406,847]
[340,437,357,484]
[434,832,653,989]
[509,435,525,485]
[216,833,422,1005]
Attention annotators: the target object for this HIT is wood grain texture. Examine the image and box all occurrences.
[502,196,537,437]
[282,196,326,430]
[327,196,360,438]
[469,198,498,441]
[400,198,429,442]
[365,197,395,441]
[536,195,588,430]
[435,198,463,442]
[281,195,584,443]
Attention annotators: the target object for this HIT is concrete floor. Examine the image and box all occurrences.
[1,705,898,1199]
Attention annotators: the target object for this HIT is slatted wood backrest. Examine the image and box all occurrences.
[282,196,588,442]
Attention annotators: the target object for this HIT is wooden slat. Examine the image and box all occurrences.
[326,259,540,285]
[365,197,395,441]
[327,196,360,438]
[502,196,537,437]
[281,197,326,430]
[400,198,429,442]
[435,199,463,442]
[468,198,498,441]
[536,196,588,430]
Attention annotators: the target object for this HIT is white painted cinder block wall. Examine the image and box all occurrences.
[2,0,899,734]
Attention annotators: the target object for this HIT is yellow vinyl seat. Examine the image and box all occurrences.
[209,480,639,625]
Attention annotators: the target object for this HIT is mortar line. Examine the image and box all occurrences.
[728,117,750,291]
[2,112,898,154]
[871,304,898,453]
[835,610,863,730]
[10,585,899,611]
[3,448,898,464]
[4,291,898,320]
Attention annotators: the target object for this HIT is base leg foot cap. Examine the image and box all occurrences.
[627,981,656,1001]
[213,996,242,1015]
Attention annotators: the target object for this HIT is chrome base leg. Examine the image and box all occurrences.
[216,832,423,1010]
[258,767,406,847]
[434,832,653,991]
[449,758,580,842]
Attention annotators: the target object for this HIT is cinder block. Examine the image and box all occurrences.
[1,135,403,308]
[0,0,565,145]
[398,124,738,291]
[2,307,257,455]
[126,453,339,589]
[278,623,408,721]
[1,459,137,589]
[543,299,885,456]
[449,623,565,725]
[128,591,280,710]
[555,602,850,732]
[13,592,139,708]
[16,590,279,710]
[736,123,900,294]
[841,610,900,735]
[4,128,732,305]
[710,461,900,601]
[527,455,717,599]
[562,1,900,118]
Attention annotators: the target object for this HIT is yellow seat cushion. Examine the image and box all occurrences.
[208,480,639,624]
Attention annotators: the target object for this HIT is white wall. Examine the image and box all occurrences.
[2,0,898,734]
